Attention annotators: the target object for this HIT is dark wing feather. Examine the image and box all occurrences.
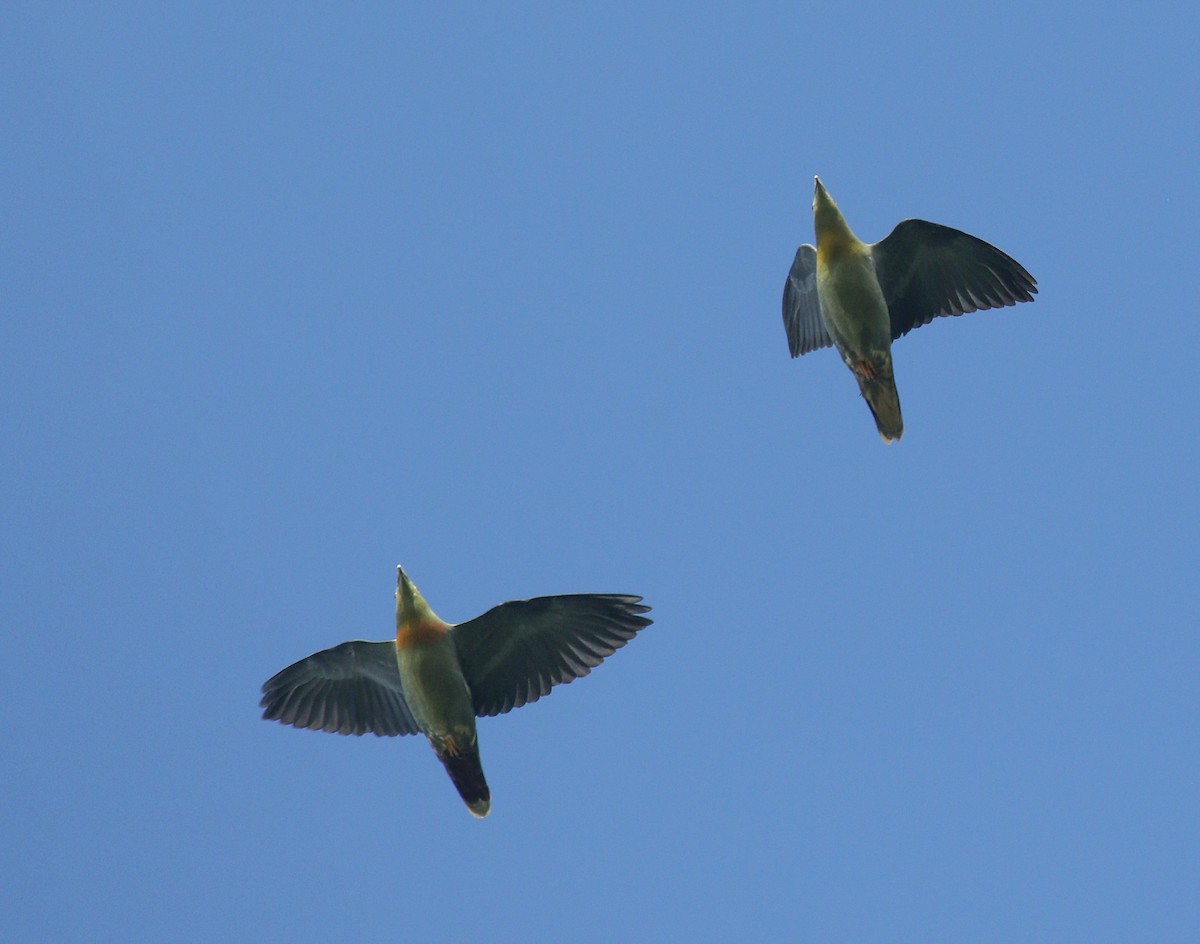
[452,594,652,718]
[871,219,1037,341]
[260,640,420,737]
[782,244,833,356]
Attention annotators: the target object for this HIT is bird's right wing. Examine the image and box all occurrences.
[260,640,421,737]
[452,594,652,718]
[783,244,833,357]
[872,219,1037,341]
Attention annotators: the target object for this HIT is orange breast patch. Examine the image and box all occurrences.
[395,619,448,649]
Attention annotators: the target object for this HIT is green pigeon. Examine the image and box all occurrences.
[261,566,651,818]
[783,177,1037,441]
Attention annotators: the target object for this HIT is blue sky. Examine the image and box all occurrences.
[3,3,1197,941]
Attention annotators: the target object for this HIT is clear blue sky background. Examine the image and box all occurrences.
[3,4,1197,942]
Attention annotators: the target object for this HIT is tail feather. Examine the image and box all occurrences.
[857,373,903,443]
[438,746,491,818]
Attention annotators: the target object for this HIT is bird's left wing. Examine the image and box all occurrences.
[260,640,421,736]
[452,595,652,718]
[783,244,833,356]
[871,219,1037,341]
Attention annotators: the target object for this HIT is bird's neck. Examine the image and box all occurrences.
[396,580,449,648]
[815,211,863,263]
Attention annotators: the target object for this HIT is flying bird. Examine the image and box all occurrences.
[783,177,1037,441]
[261,566,651,818]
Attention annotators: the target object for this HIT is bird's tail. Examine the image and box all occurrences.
[438,745,491,818]
[856,366,903,443]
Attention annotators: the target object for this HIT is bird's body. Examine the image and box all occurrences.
[392,599,488,815]
[392,574,474,747]
[784,178,1037,441]
[395,628,474,740]
[261,566,651,818]
[813,225,904,440]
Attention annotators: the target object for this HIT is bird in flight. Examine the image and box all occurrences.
[261,566,651,817]
[783,177,1037,441]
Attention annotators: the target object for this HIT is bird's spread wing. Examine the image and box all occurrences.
[871,219,1037,341]
[260,640,421,737]
[783,244,833,356]
[452,595,652,717]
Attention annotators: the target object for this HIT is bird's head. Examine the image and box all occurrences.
[395,565,443,633]
[812,176,855,250]
[813,176,842,223]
